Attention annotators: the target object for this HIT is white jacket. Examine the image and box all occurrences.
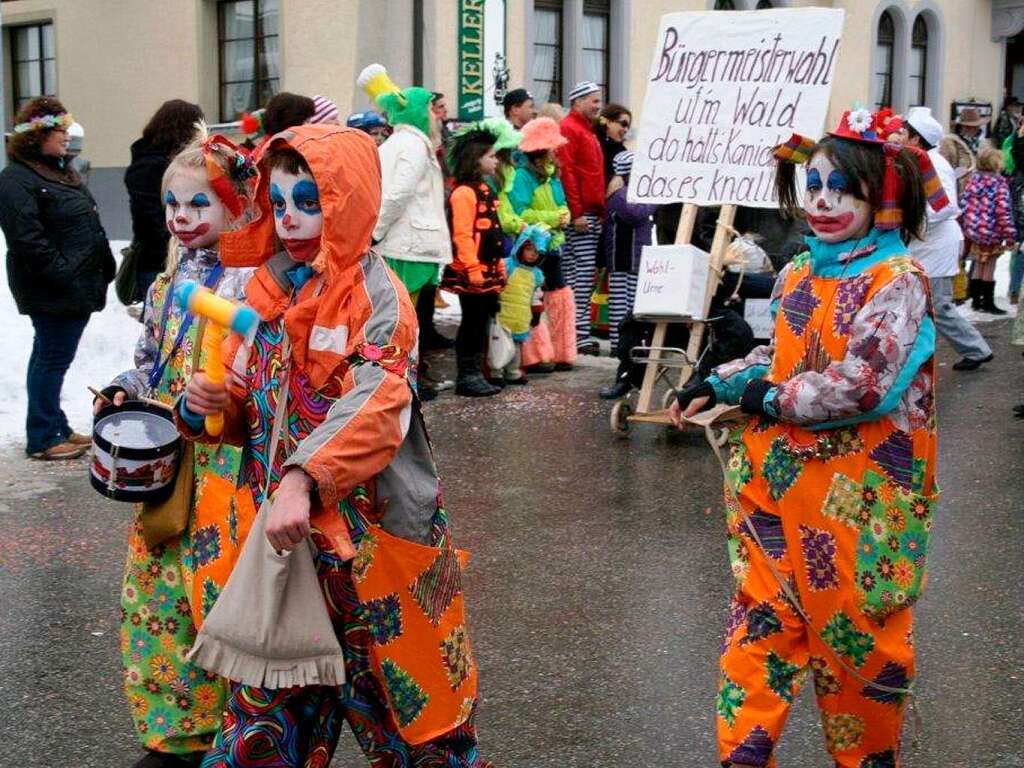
[373,125,452,265]
[908,148,962,278]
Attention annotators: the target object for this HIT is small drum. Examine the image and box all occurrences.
[90,401,182,503]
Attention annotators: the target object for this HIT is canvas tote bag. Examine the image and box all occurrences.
[188,352,345,689]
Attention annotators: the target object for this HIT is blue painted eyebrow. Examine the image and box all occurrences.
[826,170,849,192]
[164,190,177,205]
[291,179,321,212]
[806,168,822,189]
[190,192,211,207]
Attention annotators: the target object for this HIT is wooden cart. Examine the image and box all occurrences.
[610,203,737,436]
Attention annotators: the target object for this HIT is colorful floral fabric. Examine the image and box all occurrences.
[116,248,253,755]
[205,316,484,762]
[715,232,936,767]
[199,509,490,768]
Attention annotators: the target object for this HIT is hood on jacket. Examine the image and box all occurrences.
[221,124,385,389]
[511,224,552,258]
[220,124,381,280]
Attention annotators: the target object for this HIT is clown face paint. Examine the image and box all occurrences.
[803,153,872,243]
[164,167,229,249]
[270,168,323,263]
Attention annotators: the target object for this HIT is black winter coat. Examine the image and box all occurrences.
[0,159,115,316]
[124,138,172,273]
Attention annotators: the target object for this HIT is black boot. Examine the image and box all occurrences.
[455,356,500,397]
[969,278,983,310]
[980,280,1008,315]
[952,352,993,371]
[599,376,633,400]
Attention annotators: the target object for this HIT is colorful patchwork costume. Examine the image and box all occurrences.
[185,125,488,767]
[109,246,255,756]
[706,227,938,767]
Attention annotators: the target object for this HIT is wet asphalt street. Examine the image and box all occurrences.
[0,320,1021,768]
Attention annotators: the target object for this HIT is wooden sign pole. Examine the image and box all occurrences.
[674,204,736,391]
[625,204,735,429]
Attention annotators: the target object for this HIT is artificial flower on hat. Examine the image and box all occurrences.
[357,63,434,136]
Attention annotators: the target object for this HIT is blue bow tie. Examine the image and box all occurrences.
[287,264,315,289]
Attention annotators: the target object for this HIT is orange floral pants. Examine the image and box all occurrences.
[717,489,915,768]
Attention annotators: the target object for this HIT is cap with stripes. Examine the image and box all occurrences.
[568,81,600,102]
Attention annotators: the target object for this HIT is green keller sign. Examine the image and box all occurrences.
[458,0,486,120]
[458,0,507,121]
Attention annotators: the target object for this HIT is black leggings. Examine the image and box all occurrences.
[541,248,566,290]
[456,293,498,360]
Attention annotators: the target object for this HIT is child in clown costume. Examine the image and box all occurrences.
[181,124,489,767]
[672,108,947,768]
[96,130,257,768]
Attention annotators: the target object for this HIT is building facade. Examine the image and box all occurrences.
[0,0,1018,237]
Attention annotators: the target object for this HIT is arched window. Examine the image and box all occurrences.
[756,1,775,8]
[714,0,737,9]
[909,15,929,107]
[874,10,895,109]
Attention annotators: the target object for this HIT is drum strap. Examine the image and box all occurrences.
[149,264,225,392]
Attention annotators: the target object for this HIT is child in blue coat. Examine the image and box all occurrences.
[491,225,550,384]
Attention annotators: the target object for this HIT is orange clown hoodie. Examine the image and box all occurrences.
[185,124,441,556]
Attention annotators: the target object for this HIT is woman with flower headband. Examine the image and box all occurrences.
[671,106,944,767]
[95,126,257,768]
[0,96,115,460]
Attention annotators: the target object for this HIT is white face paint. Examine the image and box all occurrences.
[269,168,323,262]
[164,167,229,249]
[803,153,872,244]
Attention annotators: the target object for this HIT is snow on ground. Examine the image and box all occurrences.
[0,238,1015,448]
[0,237,140,447]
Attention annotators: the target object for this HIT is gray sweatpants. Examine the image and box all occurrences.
[930,275,992,360]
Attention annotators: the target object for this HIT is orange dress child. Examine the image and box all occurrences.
[441,123,508,396]
[678,110,949,768]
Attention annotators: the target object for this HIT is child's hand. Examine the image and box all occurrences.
[573,216,591,233]
[559,210,571,227]
[468,268,485,287]
[94,387,127,415]
[266,469,313,552]
[184,373,229,416]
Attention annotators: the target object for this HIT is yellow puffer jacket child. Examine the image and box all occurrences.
[498,226,549,342]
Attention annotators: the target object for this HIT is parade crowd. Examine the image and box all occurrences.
[0,55,1020,768]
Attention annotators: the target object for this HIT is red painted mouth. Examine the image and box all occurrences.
[170,223,211,245]
[283,237,321,263]
[808,212,855,234]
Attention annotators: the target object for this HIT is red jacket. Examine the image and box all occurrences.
[557,110,606,220]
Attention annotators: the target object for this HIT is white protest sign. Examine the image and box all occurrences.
[628,8,845,208]
[743,298,774,339]
[634,244,711,321]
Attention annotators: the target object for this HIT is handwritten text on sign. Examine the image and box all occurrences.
[628,8,844,208]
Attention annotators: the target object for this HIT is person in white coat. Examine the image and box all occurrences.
[359,63,454,399]
[899,107,994,370]
[373,112,452,304]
